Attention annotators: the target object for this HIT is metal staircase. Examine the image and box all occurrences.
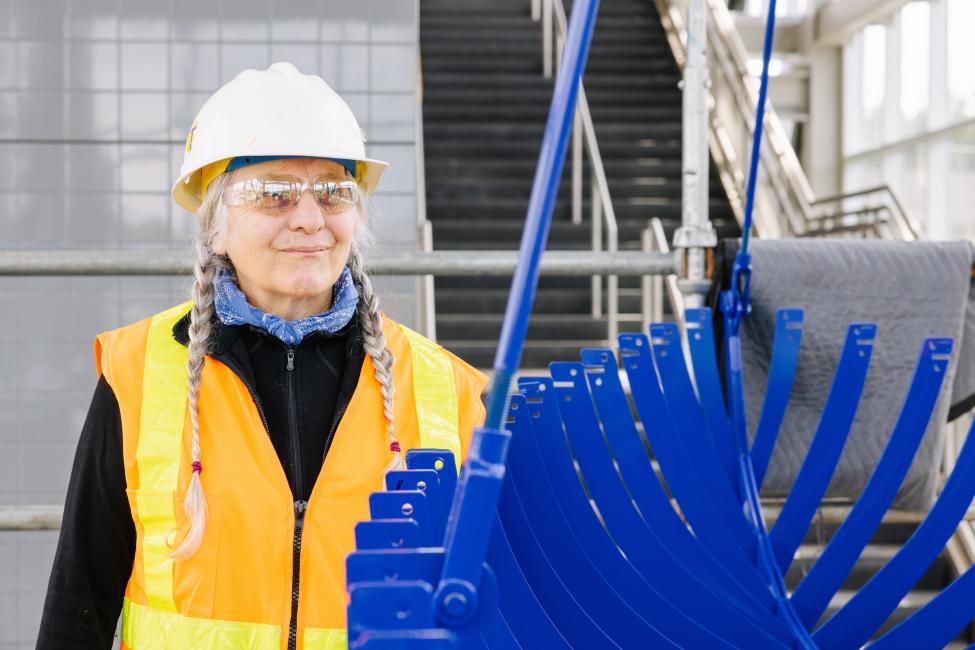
[420,0,737,369]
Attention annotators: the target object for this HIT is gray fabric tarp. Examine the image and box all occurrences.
[741,239,975,510]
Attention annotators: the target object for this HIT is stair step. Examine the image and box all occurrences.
[422,105,682,123]
[421,41,670,58]
[425,139,684,158]
[423,71,680,88]
[426,197,739,223]
[425,176,727,201]
[436,286,645,315]
[424,85,682,107]
[784,545,953,592]
[422,57,677,74]
[434,274,645,291]
[434,157,688,178]
[421,14,659,29]
[425,122,682,141]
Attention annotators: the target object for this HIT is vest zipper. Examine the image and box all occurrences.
[285,347,303,500]
[289,498,307,650]
[285,347,305,649]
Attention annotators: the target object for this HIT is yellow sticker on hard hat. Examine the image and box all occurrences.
[185,120,198,154]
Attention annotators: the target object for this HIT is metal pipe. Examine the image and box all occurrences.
[591,176,603,317]
[0,250,677,277]
[572,100,583,225]
[0,505,62,531]
[673,0,716,310]
[420,221,438,340]
[543,0,553,79]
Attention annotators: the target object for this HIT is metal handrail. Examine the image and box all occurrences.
[654,0,920,243]
[537,0,622,345]
[809,184,923,241]
[0,249,677,277]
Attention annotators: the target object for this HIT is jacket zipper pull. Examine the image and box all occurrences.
[287,349,295,371]
[294,499,307,527]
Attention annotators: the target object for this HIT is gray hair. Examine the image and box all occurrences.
[170,171,399,558]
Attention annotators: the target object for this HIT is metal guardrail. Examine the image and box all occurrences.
[654,0,922,243]
[0,505,62,531]
[0,250,676,277]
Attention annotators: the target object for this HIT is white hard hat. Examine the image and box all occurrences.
[171,61,389,213]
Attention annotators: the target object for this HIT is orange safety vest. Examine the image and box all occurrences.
[94,301,488,650]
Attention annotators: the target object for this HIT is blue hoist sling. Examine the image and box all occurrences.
[344,0,975,647]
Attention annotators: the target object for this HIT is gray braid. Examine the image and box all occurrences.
[347,246,402,475]
[171,173,231,559]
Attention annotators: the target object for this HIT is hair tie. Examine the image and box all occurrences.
[389,441,401,453]
[192,461,203,474]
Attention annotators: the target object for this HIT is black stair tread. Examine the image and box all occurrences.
[423,105,682,122]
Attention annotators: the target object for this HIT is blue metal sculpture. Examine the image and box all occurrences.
[345,0,975,646]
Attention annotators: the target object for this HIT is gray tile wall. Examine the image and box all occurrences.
[0,1,421,646]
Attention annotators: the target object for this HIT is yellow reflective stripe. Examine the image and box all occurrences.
[135,300,193,612]
[398,324,462,471]
[304,628,348,650]
[121,597,281,649]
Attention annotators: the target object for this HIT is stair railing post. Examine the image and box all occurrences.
[532,0,541,22]
[607,221,619,346]
[543,0,553,78]
[419,220,437,341]
[641,225,652,333]
[572,97,583,225]
[591,173,603,318]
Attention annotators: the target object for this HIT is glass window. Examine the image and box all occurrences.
[861,24,887,150]
[948,124,975,241]
[947,0,975,121]
[899,2,931,135]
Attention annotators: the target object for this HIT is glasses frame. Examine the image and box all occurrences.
[222,174,361,215]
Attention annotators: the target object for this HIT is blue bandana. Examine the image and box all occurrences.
[213,266,359,346]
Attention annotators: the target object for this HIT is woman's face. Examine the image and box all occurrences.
[212,157,358,315]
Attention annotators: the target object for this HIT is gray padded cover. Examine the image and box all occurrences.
[742,239,974,510]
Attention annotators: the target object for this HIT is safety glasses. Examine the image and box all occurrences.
[222,175,360,215]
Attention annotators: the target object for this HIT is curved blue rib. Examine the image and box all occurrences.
[792,337,953,628]
[582,346,780,616]
[618,333,769,587]
[684,308,740,489]
[770,323,876,572]
[812,408,975,648]
[650,323,757,554]
[550,362,791,648]
[502,393,674,647]
[869,565,975,650]
[751,308,804,488]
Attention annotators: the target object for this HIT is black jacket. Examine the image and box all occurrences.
[36,311,366,649]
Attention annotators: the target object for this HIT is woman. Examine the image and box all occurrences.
[37,62,488,650]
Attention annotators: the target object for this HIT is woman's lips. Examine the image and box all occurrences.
[280,246,328,255]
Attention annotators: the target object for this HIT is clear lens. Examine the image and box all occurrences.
[313,180,358,214]
[224,176,359,214]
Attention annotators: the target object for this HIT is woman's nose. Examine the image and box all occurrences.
[287,189,325,233]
